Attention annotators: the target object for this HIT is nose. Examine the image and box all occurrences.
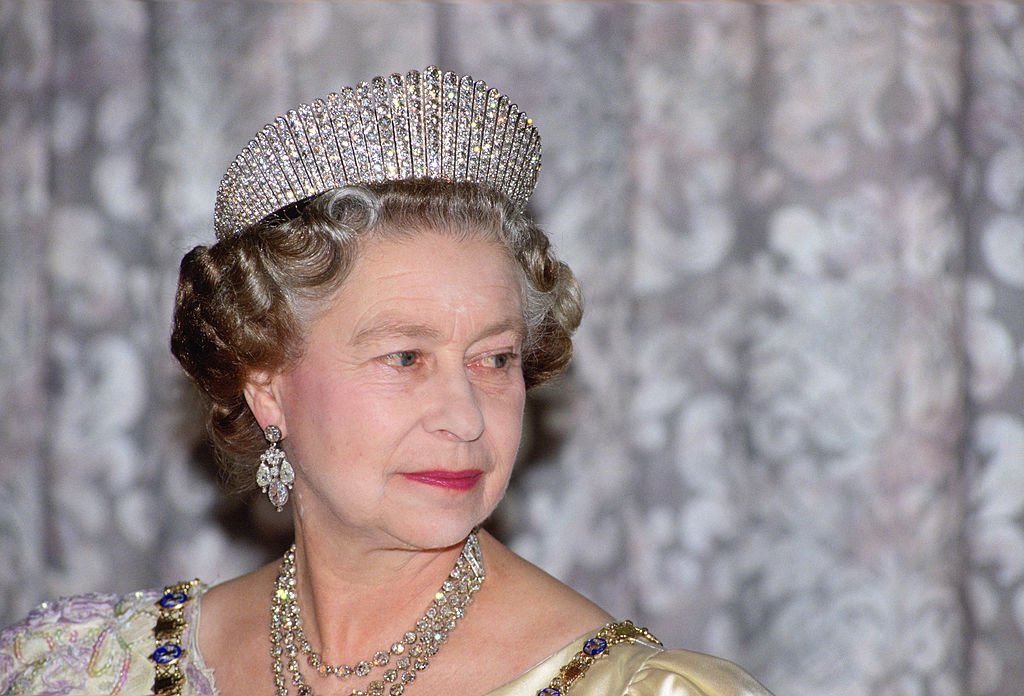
[423,364,485,442]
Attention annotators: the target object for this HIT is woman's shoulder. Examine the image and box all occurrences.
[473,536,772,696]
[478,533,612,634]
[621,643,775,696]
[0,582,214,696]
[495,621,774,696]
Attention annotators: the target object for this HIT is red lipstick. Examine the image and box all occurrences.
[402,470,482,491]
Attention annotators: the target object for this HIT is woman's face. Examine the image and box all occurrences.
[246,229,527,551]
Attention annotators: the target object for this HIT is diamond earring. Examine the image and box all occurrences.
[256,425,294,512]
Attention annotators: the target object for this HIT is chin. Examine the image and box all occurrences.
[387,507,492,552]
[381,476,506,551]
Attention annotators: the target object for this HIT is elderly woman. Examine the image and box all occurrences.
[1,68,772,696]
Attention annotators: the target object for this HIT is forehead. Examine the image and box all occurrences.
[310,230,525,339]
[356,226,518,284]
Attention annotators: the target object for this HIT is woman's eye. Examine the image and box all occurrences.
[382,351,419,367]
[480,353,516,369]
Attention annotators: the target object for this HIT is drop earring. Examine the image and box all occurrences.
[256,425,294,512]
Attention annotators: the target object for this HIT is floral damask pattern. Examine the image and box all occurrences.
[1,3,1022,696]
[964,7,1024,694]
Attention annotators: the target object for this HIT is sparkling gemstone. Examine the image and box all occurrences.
[390,685,405,696]
[256,463,271,488]
[401,671,416,684]
[151,643,183,665]
[269,480,289,508]
[390,642,405,655]
[159,591,188,609]
[374,650,389,666]
[414,658,428,671]
[396,657,410,669]
[583,637,608,657]
[355,660,371,677]
[368,681,384,695]
[403,632,417,644]
[280,460,295,484]
[384,669,397,682]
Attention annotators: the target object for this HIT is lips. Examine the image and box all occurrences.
[401,470,483,491]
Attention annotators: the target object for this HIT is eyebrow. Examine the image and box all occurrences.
[350,317,526,347]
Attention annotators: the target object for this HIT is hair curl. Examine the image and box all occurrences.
[171,180,582,489]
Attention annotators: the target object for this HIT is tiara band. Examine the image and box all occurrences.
[214,66,542,239]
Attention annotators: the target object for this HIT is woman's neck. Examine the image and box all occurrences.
[289,523,475,662]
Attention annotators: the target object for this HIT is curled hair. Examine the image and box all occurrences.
[171,180,582,489]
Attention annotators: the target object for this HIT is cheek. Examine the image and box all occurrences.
[489,386,527,454]
[279,373,363,458]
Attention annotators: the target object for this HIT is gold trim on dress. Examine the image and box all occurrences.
[537,621,662,696]
[150,579,199,695]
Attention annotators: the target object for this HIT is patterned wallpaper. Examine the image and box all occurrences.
[1,3,1023,695]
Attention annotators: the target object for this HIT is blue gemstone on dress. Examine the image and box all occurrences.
[537,689,561,696]
[152,642,183,664]
[159,591,188,609]
[582,637,607,656]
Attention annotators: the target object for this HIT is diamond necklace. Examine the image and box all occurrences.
[270,533,485,696]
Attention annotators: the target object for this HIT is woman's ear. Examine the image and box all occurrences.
[243,370,287,436]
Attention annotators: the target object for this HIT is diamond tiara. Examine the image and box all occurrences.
[214,66,542,239]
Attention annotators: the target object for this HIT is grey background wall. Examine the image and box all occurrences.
[2,2,1024,695]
